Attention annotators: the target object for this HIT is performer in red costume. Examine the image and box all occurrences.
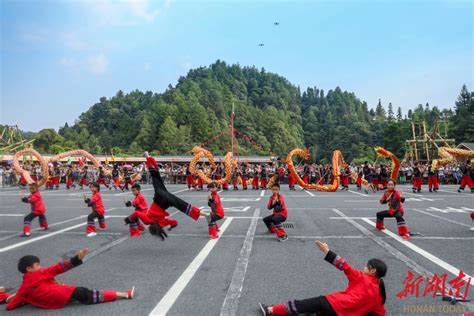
[259,241,386,316]
[6,249,134,310]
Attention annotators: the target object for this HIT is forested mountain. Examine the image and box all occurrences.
[21,60,474,162]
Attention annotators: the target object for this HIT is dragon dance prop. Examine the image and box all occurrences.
[286,148,343,192]
[266,175,278,189]
[374,147,400,181]
[189,146,237,185]
[431,147,474,172]
[13,149,102,186]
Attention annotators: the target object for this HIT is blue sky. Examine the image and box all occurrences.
[1,0,473,132]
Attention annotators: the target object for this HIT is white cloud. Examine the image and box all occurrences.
[60,53,109,75]
[62,32,88,50]
[89,0,163,25]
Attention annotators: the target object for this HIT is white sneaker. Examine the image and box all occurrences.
[470,227,474,231]
[87,232,97,237]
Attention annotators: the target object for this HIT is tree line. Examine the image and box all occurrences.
[7,60,473,162]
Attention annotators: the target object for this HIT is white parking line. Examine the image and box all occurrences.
[0,208,118,252]
[412,209,472,228]
[220,208,260,316]
[348,190,368,197]
[0,214,24,217]
[260,190,265,197]
[360,218,473,287]
[149,217,233,315]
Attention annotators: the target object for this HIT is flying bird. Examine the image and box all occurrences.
[274,22,280,25]
[258,43,264,47]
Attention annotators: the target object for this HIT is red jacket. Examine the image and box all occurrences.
[132,193,148,212]
[325,251,386,316]
[88,192,105,215]
[380,189,405,215]
[6,256,82,310]
[23,191,46,215]
[209,191,224,218]
[267,194,288,218]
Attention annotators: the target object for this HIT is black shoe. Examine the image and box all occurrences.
[124,217,132,225]
[417,189,421,193]
[278,235,288,242]
[258,303,269,316]
[20,233,31,238]
[429,189,432,192]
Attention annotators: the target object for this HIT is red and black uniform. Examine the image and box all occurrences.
[277,166,285,184]
[458,164,473,192]
[242,168,248,190]
[125,193,147,237]
[85,191,106,233]
[341,166,350,190]
[6,255,118,310]
[66,168,74,189]
[412,165,422,192]
[428,166,439,192]
[125,157,201,232]
[112,167,123,190]
[268,250,386,316]
[22,191,48,235]
[79,168,88,188]
[123,169,134,190]
[207,191,224,237]
[302,166,310,185]
[376,189,409,237]
[356,168,363,189]
[263,194,288,238]
[52,167,60,189]
[260,168,268,189]
[96,169,109,188]
[185,166,194,189]
[288,173,296,190]
[232,171,239,190]
[252,169,259,190]
[372,168,379,190]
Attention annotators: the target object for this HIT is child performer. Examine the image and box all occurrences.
[458,161,474,193]
[376,179,410,240]
[96,166,109,189]
[124,184,147,237]
[412,162,423,193]
[199,182,224,239]
[427,162,439,192]
[124,152,202,241]
[259,241,387,316]
[340,166,350,191]
[263,183,288,242]
[111,164,123,191]
[66,166,75,190]
[5,249,134,310]
[20,183,48,237]
[79,166,88,189]
[83,182,106,237]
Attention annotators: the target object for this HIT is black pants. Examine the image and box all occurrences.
[87,211,105,224]
[376,210,405,225]
[286,295,336,315]
[24,213,47,225]
[150,169,194,216]
[263,214,286,229]
[70,287,103,305]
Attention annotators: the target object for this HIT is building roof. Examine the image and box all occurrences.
[457,143,474,150]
